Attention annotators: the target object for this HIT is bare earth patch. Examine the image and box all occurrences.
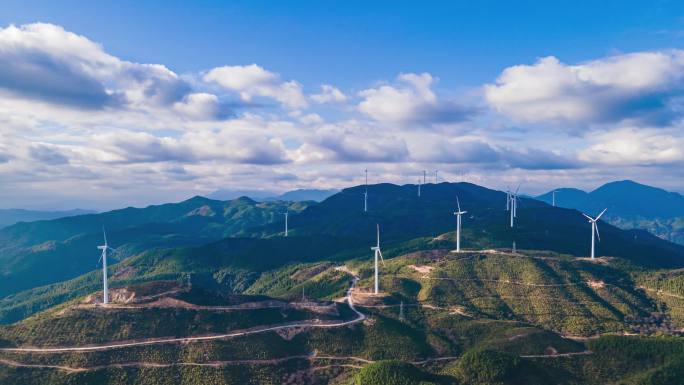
[408,264,434,275]
[587,280,606,289]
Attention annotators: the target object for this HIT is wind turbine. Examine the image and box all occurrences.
[283,209,289,236]
[453,196,467,252]
[418,179,422,197]
[508,186,520,228]
[423,170,427,185]
[370,224,386,294]
[552,190,557,207]
[582,208,607,259]
[512,185,520,218]
[97,228,116,305]
[364,169,368,212]
[506,187,511,211]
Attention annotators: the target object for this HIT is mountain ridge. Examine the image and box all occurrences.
[537,180,684,244]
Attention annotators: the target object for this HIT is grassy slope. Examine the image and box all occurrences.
[0,196,309,299]
[2,251,684,384]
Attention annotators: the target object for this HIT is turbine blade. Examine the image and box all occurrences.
[456,196,461,212]
[376,224,380,248]
[595,223,601,242]
[596,208,608,221]
[582,213,593,221]
[102,226,107,246]
[378,249,386,267]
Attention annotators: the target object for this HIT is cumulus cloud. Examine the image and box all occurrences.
[93,132,196,164]
[358,73,472,125]
[298,113,324,125]
[311,84,347,104]
[173,92,221,119]
[4,21,684,209]
[0,23,229,121]
[295,123,409,163]
[579,128,684,166]
[485,52,684,126]
[203,64,307,109]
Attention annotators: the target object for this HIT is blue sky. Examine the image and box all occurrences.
[1,1,684,210]
[4,1,683,87]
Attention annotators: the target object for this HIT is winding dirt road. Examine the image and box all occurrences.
[0,275,365,354]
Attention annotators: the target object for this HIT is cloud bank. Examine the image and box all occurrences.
[2,22,684,209]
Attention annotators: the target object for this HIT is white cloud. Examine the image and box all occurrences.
[358,72,471,124]
[0,23,201,113]
[3,22,684,209]
[485,51,684,126]
[294,122,409,163]
[298,113,324,125]
[311,84,347,104]
[173,93,222,120]
[204,64,308,109]
[579,128,684,165]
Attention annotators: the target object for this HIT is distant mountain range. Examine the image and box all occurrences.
[3,181,684,324]
[0,196,310,301]
[208,188,339,202]
[537,180,684,244]
[0,208,95,229]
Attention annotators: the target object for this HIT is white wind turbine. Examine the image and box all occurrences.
[509,185,520,227]
[283,209,289,237]
[370,224,386,294]
[453,196,467,252]
[364,169,368,212]
[582,208,607,259]
[513,185,520,218]
[97,228,116,305]
[418,179,422,197]
[506,187,511,211]
[552,190,557,207]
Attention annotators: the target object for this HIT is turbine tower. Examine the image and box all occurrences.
[423,170,427,185]
[506,187,511,211]
[370,224,386,294]
[364,169,368,212]
[508,186,519,228]
[513,185,520,218]
[582,208,607,259]
[453,196,467,252]
[97,228,115,305]
[418,179,422,197]
[552,190,557,207]
[283,210,289,236]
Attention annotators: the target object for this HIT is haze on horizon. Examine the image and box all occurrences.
[1,1,684,211]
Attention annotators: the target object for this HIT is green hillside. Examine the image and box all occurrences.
[1,250,683,384]
[0,196,310,298]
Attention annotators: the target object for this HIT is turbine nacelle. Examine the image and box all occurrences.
[582,208,607,258]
